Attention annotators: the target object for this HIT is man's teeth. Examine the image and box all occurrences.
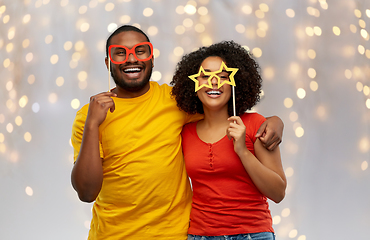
[207,90,221,95]
[124,68,141,73]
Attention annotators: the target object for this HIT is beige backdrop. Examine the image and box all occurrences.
[0,0,369,239]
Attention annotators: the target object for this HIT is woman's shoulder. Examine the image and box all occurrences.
[240,111,266,123]
[183,121,198,132]
[240,112,266,138]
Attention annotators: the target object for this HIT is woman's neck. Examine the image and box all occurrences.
[196,107,230,144]
[201,107,230,129]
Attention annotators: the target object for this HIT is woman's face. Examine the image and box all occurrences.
[196,56,231,113]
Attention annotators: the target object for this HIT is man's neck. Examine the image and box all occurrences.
[112,83,150,98]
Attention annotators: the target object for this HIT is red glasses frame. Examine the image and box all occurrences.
[108,42,153,64]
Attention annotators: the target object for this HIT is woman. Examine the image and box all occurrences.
[171,41,287,240]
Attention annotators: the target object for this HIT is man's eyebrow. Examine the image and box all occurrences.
[114,46,126,49]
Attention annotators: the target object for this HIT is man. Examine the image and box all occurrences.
[71,25,284,240]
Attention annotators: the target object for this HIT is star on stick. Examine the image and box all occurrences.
[188,61,239,116]
[188,61,239,93]
[188,66,213,92]
[216,61,238,89]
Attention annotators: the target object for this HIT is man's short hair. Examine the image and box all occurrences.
[105,25,151,58]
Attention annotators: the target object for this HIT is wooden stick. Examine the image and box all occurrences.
[232,85,236,116]
[108,56,111,92]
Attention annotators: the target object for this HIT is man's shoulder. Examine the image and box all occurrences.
[150,81,174,100]
[72,104,89,128]
[151,81,172,92]
[76,103,89,116]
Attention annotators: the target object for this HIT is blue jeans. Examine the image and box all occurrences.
[187,232,275,240]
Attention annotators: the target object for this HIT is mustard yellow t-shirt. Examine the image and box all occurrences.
[71,82,201,240]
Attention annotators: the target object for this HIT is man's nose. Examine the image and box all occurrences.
[127,53,137,62]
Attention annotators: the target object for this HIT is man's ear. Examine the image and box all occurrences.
[105,57,109,70]
[151,57,154,68]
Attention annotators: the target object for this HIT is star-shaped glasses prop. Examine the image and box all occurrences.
[188,61,239,116]
[188,61,238,92]
[188,66,212,92]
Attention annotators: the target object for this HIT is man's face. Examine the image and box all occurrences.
[108,31,153,92]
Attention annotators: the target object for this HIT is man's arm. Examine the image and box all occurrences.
[71,92,116,202]
[255,116,284,151]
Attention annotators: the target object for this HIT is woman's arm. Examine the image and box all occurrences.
[227,116,287,203]
[240,140,286,203]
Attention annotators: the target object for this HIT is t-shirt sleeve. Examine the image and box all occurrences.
[185,113,204,124]
[243,112,266,143]
[71,106,104,163]
[164,83,204,125]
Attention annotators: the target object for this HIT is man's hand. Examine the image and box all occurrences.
[86,92,117,127]
[255,116,284,151]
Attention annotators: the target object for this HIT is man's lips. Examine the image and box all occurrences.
[123,67,142,73]
[121,66,143,78]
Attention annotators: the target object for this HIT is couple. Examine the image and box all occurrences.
[71,25,286,240]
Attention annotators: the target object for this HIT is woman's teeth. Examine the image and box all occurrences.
[206,90,221,95]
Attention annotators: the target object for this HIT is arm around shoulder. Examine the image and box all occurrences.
[256,115,284,151]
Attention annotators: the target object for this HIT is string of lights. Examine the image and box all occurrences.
[0,0,369,239]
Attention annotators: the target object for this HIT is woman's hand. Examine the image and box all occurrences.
[227,116,248,156]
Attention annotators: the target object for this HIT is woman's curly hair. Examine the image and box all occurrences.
[170,40,262,116]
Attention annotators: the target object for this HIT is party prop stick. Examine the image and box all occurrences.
[232,86,236,117]
[107,42,153,93]
[188,66,213,92]
[108,56,111,92]
[188,61,238,92]
[188,61,238,121]
[188,61,239,119]
[188,61,238,117]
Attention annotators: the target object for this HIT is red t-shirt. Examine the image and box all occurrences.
[181,112,274,236]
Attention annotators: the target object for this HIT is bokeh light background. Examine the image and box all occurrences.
[1,0,370,239]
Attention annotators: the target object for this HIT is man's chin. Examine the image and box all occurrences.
[114,79,149,92]
[112,67,152,93]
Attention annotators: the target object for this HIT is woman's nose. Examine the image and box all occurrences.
[211,76,218,85]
